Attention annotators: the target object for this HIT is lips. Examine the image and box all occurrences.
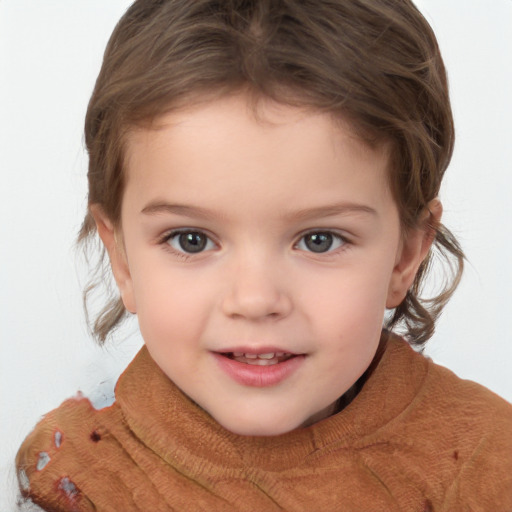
[226,352,295,366]
[213,350,304,387]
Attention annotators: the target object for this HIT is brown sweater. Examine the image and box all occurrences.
[16,336,512,511]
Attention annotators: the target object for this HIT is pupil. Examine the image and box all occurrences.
[305,233,333,253]
[179,232,206,253]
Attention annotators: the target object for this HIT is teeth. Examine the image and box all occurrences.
[252,358,278,366]
[230,352,281,359]
[234,357,280,366]
[227,351,294,365]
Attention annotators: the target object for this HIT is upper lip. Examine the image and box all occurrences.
[214,346,301,355]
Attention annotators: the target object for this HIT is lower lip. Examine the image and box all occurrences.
[213,353,305,387]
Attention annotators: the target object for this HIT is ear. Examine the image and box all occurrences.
[386,199,442,309]
[89,205,137,314]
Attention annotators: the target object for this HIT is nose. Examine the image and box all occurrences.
[221,256,293,321]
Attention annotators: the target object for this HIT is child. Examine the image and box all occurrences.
[15,0,512,510]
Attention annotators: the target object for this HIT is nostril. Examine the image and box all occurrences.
[222,294,292,321]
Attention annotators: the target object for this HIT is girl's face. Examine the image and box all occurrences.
[95,94,432,436]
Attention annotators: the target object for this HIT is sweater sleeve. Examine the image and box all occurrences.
[16,398,99,512]
[16,396,175,512]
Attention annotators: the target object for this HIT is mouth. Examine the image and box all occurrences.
[221,351,296,366]
[213,350,305,387]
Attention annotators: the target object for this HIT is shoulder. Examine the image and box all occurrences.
[422,353,512,507]
[16,395,119,512]
[14,347,170,512]
[382,337,512,507]
[421,350,512,439]
[382,336,512,430]
[390,337,512,450]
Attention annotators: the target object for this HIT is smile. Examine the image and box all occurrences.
[214,351,305,387]
[227,352,295,366]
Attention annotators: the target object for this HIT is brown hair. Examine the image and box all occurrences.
[80,0,464,346]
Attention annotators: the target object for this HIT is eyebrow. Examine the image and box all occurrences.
[283,203,377,222]
[141,202,217,220]
[141,201,377,221]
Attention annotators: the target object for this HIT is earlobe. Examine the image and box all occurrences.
[89,205,137,314]
[386,199,442,309]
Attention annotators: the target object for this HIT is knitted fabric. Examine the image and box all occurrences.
[17,335,512,511]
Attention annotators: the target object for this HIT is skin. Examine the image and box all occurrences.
[93,93,439,436]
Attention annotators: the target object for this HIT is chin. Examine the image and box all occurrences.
[216,414,303,437]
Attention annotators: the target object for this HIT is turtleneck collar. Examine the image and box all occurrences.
[114,332,428,474]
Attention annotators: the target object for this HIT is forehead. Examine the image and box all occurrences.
[126,94,389,167]
[122,94,394,218]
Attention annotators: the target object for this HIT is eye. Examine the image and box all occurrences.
[166,230,215,254]
[296,231,345,253]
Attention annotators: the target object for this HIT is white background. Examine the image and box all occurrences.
[1,1,511,509]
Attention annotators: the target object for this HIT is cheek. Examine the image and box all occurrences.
[308,263,392,321]
[129,257,226,355]
[302,261,393,371]
[130,263,202,339]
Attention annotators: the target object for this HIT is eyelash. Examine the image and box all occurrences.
[158,229,217,259]
[294,231,349,255]
[158,229,350,258]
